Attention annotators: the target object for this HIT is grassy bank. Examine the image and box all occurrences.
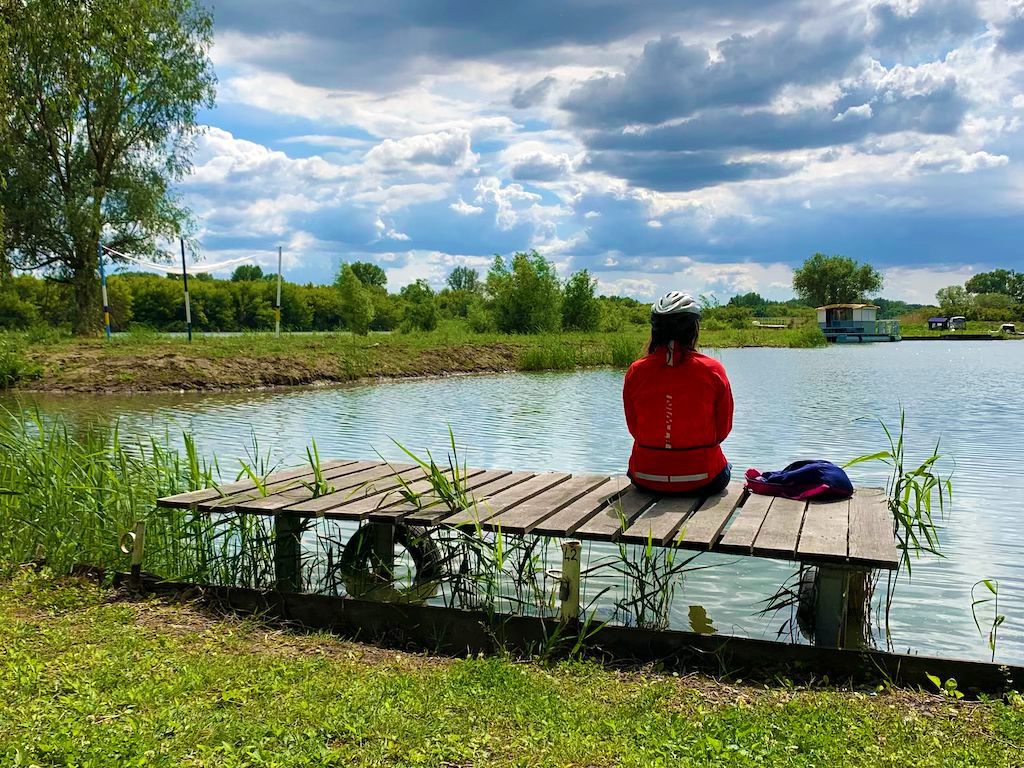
[1,574,1021,767]
[900,320,1023,338]
[1,321,826,393]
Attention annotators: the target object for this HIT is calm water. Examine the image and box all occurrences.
[6,341,1023,662]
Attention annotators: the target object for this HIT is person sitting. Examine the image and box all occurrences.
[622,291,734,496]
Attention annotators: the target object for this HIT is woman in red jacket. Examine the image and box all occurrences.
[623,291,733,495]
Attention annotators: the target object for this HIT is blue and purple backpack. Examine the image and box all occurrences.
[744,460,854,501]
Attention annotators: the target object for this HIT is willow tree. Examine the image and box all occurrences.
[2,0,215,334]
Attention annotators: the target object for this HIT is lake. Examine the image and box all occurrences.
[6,340,1023,663]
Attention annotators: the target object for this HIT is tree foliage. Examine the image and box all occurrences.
[486,251,562,333]
[792,253,883,307]
[561,269,601,331]
[935,285,974,317]
[230,264,265,282]
[335,264,374,335]
[965,269,1024,303]
[399,279,438,332]
[1,0,216,334]
[446,266,480,293]
[349,261,387,289]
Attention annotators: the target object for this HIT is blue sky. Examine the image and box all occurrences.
[178,0,1024,302]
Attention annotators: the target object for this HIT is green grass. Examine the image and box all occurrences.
[1,573,1021,767]
[2,320,827,393]
[900,320,1022,338]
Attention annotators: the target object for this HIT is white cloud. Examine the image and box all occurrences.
[907,148,1010,175]
[833,103,873,122]
[882,265,978,304]
[450,196,485,215]
[364,129,477,174]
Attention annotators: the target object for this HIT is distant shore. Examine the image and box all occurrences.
[3,324,827,394]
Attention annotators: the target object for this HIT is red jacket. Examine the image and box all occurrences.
[623,346,733,493]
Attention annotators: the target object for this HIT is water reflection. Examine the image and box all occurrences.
[5,341,1023,662]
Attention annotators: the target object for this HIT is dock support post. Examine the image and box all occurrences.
[273,515,303,592]
[119,521,146,590]
[813,566,871,649]
[369,522,395,580]
[559,540,581,624]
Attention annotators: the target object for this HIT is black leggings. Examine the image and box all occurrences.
[631,463,732,497]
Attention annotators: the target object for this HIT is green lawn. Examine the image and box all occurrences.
[900,320,1021,337]
[2,573,1021,767]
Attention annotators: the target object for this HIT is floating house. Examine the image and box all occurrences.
[816,304,901,343]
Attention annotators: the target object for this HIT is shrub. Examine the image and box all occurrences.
[487,251,562,334]
[0,337,42,388]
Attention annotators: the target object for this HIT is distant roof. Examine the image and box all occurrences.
[928,317,947,322]
[815,303,880,310]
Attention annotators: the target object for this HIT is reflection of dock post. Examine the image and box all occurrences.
[812,566,871,648]
[559,540,582,623]
[273,514,303,592]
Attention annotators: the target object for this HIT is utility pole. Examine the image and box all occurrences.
[180,237,192,342]
[275,245,283,336]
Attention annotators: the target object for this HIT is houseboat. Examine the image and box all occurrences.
[816,303,901,343]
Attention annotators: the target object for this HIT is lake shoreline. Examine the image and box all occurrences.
[6,325,828,395]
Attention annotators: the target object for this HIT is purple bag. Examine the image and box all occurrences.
[744,460,854,501]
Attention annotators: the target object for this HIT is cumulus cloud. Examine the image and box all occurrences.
[364,129,477,173]
[510,151,574,181]
[450,197,485,215]
[907,148,1009,174]
[562,25,864,127]
[996,2,1024,53]
[868,0,981,55]
[511,76,557,109]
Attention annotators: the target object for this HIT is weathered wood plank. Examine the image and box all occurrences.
[338,467,491,521]
[157,460,357,508]
[199,460,379,511]
[675,482,746,548]
[484,475,609,535]
[752,496,808,559]
[529,476,628,537]
[620,495,701,546]
[848,489,898,568]
[401,470,529,525]
[717,493,773,553]
[263,463,417,515]
[573,486,655,540]
[233,462,412,513]
[798,499,850,561]
[446,472,572,528]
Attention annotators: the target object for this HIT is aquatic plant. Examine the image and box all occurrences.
[846,409,951,575]
[971,579,1006,663]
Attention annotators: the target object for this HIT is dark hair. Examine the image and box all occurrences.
[648,313,699,355]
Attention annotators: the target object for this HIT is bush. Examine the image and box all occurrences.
[467,299,495,333]
[0,337,42,388]
[562,270,601,331]
[399,280,439,332]
[0,289,39,329]
[486,251,562,334]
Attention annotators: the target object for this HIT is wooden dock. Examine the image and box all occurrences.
[158,459,899,570]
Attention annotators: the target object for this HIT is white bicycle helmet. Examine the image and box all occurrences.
[651,291,700,317]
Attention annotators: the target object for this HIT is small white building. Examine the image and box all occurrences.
[816,303,900,343]
[816,303,878,326]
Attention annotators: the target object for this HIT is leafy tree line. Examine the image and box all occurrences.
[0,253,652,334]
[933,269,1024,322]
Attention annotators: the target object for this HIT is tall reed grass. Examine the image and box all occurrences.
[0,411,218,576]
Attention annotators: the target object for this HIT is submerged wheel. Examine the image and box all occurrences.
[339,522,445,601]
